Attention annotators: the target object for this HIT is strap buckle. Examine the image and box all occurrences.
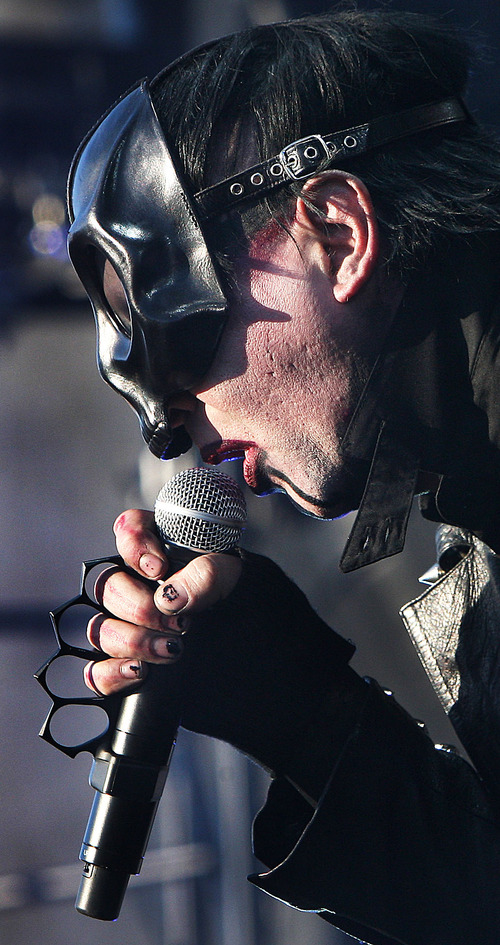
[279,134,331,181]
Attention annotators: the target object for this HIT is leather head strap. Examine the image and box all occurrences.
[195,98,468,219]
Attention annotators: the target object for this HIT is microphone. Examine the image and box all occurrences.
[75,467,246,920]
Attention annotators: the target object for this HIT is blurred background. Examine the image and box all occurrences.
[1,1,499,944]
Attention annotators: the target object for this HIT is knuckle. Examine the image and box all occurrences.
[113,510,132,534]
[113,509,145,537]
[113,515,138,547]
[130,599,154,629]
[125,587,157,629]
[185,554,241,609]
[179,554,242,610]
[188,555,220,594]
[93,566,120,605]
[219,554,243,585]
[113,509,157,569]
[117,534,143,566]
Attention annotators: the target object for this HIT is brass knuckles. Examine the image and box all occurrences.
[35,554,126,759]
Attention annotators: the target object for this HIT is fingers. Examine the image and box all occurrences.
[85,611,185,697]
[111,510,243,603]
[84,547,242,698]
[88,613,185,662]
[86,565,187,696]
[154,553,243,615]
[113,508,168,580]
[93,566,188,632]
[94,554,242,624]
[84,657,146,697]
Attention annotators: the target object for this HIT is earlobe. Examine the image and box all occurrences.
[296,171,379,303]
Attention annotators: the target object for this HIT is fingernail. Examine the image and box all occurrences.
[159,582,188,612]
[120,660,144,680]
[151,635,183,659]
[139,553,165,578]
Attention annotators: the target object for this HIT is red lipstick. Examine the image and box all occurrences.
[202,440,255,464]
[202,440,261,489]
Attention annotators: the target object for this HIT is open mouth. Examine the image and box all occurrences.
[202,440,255,463]
[201,440,261,488]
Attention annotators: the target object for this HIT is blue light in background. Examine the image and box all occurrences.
[100,0,143,46]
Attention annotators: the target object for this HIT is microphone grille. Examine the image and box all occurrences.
[154,467,247,553]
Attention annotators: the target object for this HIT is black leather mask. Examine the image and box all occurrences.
[67,81,228,459]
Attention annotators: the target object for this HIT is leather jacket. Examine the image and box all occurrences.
[248,233,500,945]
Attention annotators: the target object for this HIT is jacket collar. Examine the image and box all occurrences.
[339,232,500,571]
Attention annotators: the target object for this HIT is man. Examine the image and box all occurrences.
[67,10,500,944]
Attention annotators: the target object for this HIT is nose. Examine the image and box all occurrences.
[168,391,198,429]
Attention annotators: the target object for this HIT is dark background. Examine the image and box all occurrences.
[1,3,498,944]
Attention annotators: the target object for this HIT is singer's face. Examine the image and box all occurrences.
[175,218,393,519]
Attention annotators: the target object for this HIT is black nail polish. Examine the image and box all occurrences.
[166,638,181,655]
[163,584,180,602]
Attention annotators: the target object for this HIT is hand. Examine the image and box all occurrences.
[84,508,365,795]
[84,508,242,697]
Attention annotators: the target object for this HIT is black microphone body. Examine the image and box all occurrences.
[76,664,180,919]
[75,468,246,920]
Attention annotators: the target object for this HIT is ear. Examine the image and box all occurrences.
[295,171,379,303]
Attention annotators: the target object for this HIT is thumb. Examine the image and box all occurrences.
[153,553,243,615]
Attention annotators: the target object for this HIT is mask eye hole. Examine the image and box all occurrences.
[102,257,132,339]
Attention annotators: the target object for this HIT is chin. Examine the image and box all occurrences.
[255,456,364,520]
[280,480,359,521]
[296,496,357,520]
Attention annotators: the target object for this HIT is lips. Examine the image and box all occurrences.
[201,440,260,487]
[202,439,255,463]
[242,446,260,489]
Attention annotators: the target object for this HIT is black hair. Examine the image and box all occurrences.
[150,8,500,277]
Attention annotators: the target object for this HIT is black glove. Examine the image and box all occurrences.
[170,551,370,801]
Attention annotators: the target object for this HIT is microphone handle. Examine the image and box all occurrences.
[76,663,181,920]
[76,542,197,919]
[73,480,243,921]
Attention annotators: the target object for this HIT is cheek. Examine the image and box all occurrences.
[196,259,327,413]
[222,325,281,407]
[198,331,294,428]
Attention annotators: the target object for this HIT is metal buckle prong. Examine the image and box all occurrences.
[279,134,330,181]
